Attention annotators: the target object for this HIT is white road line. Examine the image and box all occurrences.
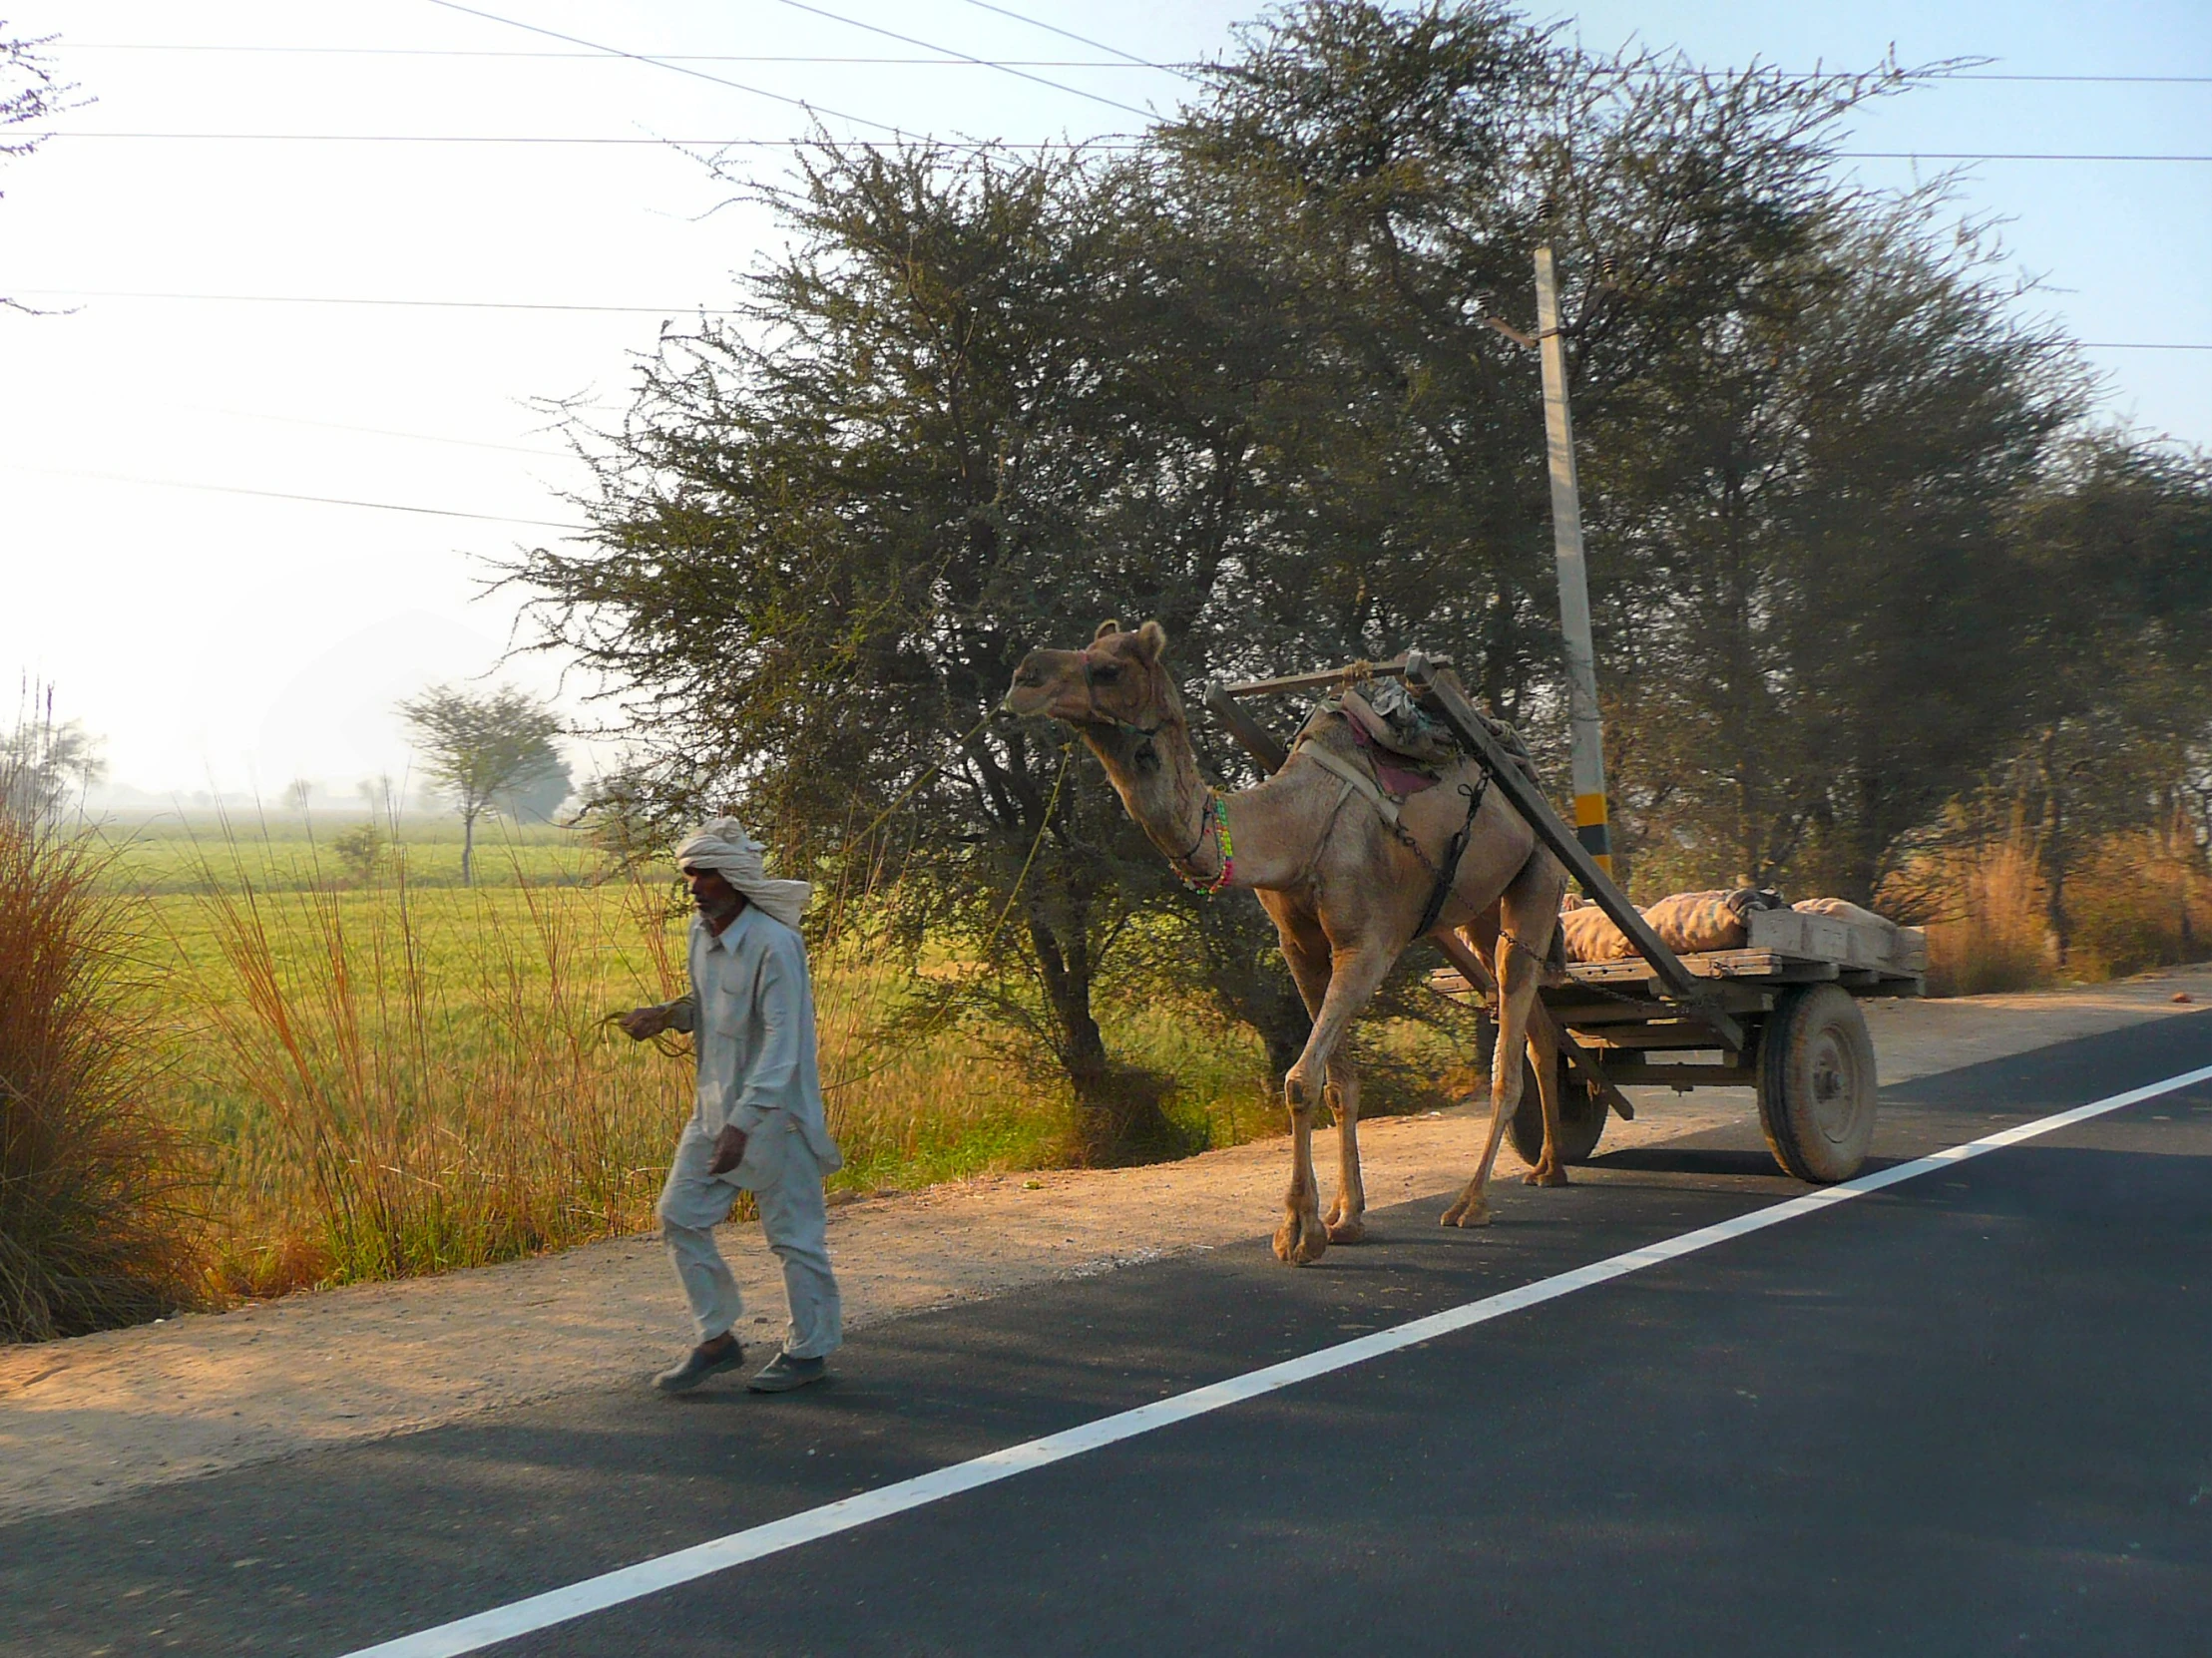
[343,1060,2212,1658]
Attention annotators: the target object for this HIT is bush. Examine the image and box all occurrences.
[329,820,385,886]
[0,772,199,1340]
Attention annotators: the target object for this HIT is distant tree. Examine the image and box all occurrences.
[396,684,565,886]
[1,709,105,823]
[280,778,314,813]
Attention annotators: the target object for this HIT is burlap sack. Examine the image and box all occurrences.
[1559,897,1633,963]
[1642,890,1747,954]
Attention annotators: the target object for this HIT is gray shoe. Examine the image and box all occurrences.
[655,1341,743,1394]
[746,1352,828,1393]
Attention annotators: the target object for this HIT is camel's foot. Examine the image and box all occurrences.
[1323,1196,1367,1245]
[1439,1185,1493,1228]
[1273,1205,1330,1265]
[1522,1162,1569,1188]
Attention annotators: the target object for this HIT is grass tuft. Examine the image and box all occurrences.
[0,775,200,1340]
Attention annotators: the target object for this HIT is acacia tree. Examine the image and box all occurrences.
[1171,3,2095,905]
[518,143,1307,1156]
[3,24,78,314]
[1998,439,2212,961]
[396,684,565,886]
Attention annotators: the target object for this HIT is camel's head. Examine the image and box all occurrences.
[1002,619,1181,741]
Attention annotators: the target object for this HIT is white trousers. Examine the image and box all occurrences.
[657,1115,843,1359]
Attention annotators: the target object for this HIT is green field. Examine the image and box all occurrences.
[102,813,1469,1300]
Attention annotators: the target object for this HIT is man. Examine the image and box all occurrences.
[620,818,844,1394]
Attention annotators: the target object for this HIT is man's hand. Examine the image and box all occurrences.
[705,1124,749,1177]
[618,1005,673,1041]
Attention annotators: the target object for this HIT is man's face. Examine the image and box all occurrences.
[682,865,744,926]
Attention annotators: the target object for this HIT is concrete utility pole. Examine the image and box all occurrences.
[1531,244,1613,877]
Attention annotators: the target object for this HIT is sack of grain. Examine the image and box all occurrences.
[1559,898,1633,962]
[1641,890,1743,953]
[1641,887,1788,954]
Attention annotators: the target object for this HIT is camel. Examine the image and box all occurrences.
[1002,620,1574,1265]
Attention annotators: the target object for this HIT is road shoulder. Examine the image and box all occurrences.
[3,962,2205,1523]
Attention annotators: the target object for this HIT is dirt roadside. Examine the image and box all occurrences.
[4,965,2207,1525]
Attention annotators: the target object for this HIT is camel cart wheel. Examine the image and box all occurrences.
[1757,983,1878,1183]
[1506,1055,1607,1168]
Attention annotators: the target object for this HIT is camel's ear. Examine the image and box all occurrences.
[1094,619,1121,640]
[1134,620,1167,662]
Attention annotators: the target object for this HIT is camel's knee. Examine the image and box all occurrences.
[1491,1062,1525,1115]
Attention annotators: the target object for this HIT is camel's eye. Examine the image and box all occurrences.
[1090,662,1121,684]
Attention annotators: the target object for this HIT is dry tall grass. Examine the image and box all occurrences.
[164,831,1090,1296]
[105,813,1457,1310]
[0,789,199,1340]
[1889,827,2212,996]
[176,844,692,1295]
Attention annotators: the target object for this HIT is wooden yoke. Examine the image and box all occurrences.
[1202,680,1290,774]
[1402,651,1746,1055]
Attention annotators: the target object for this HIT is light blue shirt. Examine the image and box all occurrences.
[674,904,842,1174]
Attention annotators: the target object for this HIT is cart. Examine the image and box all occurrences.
[1208,651,1926,1185]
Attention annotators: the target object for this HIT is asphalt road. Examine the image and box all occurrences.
[8,1011,2211,1658]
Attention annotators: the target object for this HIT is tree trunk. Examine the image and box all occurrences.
[1028,907,1177,1164]
[461,808,477,889]
[2037,735,2070,969]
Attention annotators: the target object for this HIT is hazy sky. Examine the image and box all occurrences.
[4,1,2206,797]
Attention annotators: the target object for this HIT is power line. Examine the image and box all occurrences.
[18,291,2212,350]
[951,0,1184,74]
[5,463,584,529]
[1837,151,2212,162]
[419,0,913,142]
[46,132,1143,150]
[41,134,2207,162]
[55,42,2212,85]
[7,288,721,313]
[1946,73,2212,83]
[178,403,574,457]
[66,43,1174,67]
[767,0,1156,119]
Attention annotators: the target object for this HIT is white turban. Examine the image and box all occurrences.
[673,817,812,931]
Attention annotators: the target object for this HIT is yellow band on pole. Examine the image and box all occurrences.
[1571,793,1614,877]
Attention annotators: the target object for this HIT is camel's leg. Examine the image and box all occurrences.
[1444,858,1565,1228]
[1279,940,1396,1265]
[1321,1052,1366,1243]
[1274,917,1369,1244]
[1521,997,1569,1188]
[1452,921,1568,1190]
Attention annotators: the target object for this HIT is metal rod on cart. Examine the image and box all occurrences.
[1533,245,1615,878]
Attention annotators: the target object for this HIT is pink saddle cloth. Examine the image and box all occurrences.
[1343,717,1443,798]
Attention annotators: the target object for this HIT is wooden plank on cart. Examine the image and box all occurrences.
[1567,950,1841,985]
[1403,653,1746,1054]
[1744,909,1929,981]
